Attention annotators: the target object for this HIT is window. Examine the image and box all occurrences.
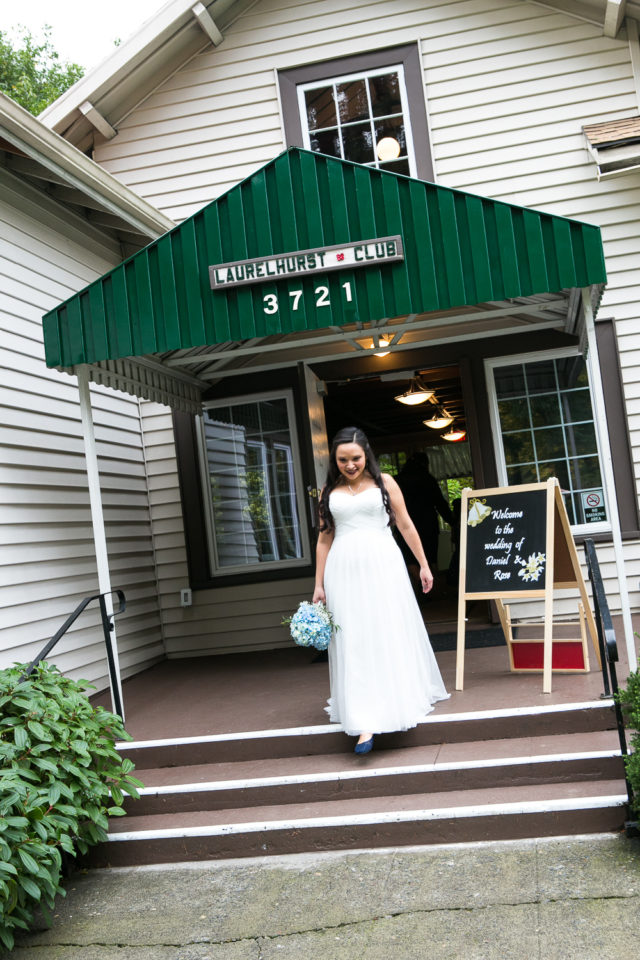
[299,67,414,176]
[278,44,434,182]
[487,351,609,531]
[198,392,310,575]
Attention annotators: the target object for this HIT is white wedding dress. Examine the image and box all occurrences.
[324,486,449,736]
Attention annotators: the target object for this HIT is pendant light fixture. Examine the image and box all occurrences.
[376,136,401,162]
[394,377,435,406]
[423,408,454,430]
[442,423,467,442]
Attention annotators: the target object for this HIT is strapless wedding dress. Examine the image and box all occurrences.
[324,486,449,736]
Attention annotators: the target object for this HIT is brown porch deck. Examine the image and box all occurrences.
[92,615,638,741]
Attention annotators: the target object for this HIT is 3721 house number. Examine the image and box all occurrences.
[263,282,353,314]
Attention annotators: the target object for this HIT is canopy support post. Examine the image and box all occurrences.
[581,288,637,673]
[77,365,126,718]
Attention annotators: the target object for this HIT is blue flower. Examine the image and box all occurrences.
[283,601,338,651]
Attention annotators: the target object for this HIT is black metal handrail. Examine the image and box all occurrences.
[583,539,633,807]
[21,590,126,720]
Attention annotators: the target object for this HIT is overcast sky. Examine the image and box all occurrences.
[0,0,168,72]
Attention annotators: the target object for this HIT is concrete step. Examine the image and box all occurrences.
[99,779,628,866]
[117,700,617,770]
[131,729,620,788]
[124,740,624,817]
[97,700,628,866]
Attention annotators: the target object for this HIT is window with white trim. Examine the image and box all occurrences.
[198,392,310,575]
[298,66,415,176]
[487,351,610,531]
[278,44,434,182]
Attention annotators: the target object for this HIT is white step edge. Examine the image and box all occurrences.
[117,699,613,751]
[108,794,628,842]
[136,749,623,797]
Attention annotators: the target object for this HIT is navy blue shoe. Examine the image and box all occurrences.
[354,736,374,755]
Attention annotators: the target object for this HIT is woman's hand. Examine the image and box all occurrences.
[420,565,434,594]
[312,585,326,604]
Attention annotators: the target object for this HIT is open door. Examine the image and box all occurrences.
[303,364,330,492]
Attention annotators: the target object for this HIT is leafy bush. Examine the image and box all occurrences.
[0,662,142,951]
[616,667,640,816]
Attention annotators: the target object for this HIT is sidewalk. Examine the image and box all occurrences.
[8,833,640,959]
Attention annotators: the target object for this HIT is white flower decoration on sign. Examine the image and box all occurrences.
[515,552,546,582]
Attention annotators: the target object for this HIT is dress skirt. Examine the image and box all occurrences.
[323,488,449,736]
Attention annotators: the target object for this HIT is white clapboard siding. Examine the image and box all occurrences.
[0,181,165,691]
[416,0,640,622]
[138,401,310,656]
[90,0,640,624]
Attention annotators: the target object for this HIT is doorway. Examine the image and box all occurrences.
[320,363,480,627]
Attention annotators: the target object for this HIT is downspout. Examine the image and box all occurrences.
[581,288,637,673]
[77,365,126,717]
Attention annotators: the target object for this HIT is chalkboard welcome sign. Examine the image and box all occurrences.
[455,479,599,694]
[465,488,548,595]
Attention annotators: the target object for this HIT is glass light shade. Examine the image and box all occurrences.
[394,381,435,405]
[442,427,466,442]
[376,136,401,162]
[423,411,454,429]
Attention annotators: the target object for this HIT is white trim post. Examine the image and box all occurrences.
[77,365,126,717]
[581,288,637,673]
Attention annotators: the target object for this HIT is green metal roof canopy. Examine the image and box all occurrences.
[43,147,606,404]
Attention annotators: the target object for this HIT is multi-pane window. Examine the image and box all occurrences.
[200,394,308,574]
[298,67,414,176]
[491,354,608,528]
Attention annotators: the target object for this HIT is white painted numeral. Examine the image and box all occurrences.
[289,289,303,311]
[315,286,330,307]
[342,281,353,302]
[263,294,278,314]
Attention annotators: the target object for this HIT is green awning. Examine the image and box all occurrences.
[43,147,606,407]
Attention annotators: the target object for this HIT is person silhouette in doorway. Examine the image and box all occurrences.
[395,452,454,596]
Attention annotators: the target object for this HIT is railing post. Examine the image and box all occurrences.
[583,539,632,808]
[584,542,611,697]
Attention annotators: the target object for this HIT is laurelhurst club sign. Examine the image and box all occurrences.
[209,236,404,289]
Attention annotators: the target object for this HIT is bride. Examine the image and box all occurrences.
[312,426,450,754]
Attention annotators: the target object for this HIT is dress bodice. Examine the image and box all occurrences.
[329,486,390,538]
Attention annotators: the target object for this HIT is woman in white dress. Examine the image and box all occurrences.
[312,427,450,754]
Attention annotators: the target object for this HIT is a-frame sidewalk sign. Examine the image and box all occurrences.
[456,478,600,694]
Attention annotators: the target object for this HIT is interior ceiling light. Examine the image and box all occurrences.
[442,424,467,442]
[372,335,391,357]
[394,377,435,405]
[423,409,454,430]
[376,137,401,162]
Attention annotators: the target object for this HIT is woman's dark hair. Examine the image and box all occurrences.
[318,426,395,532]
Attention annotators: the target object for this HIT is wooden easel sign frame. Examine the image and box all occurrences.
[456,478,599,694]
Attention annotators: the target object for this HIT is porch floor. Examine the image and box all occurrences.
[92,615,638,741]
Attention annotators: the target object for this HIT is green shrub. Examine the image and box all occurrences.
[0,662,143,951]
[616,667,640,816]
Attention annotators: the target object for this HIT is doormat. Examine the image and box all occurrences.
[429,627,506,652]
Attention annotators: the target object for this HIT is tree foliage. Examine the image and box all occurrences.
[0,26,84,115]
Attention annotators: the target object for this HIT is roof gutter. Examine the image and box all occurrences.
[0,93,174,239]
[39,0,238,133]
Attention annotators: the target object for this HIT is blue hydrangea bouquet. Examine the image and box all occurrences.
[282,601,339,651]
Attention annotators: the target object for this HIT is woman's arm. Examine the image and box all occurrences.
[384,474,434,594]
[312,528,335,603]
